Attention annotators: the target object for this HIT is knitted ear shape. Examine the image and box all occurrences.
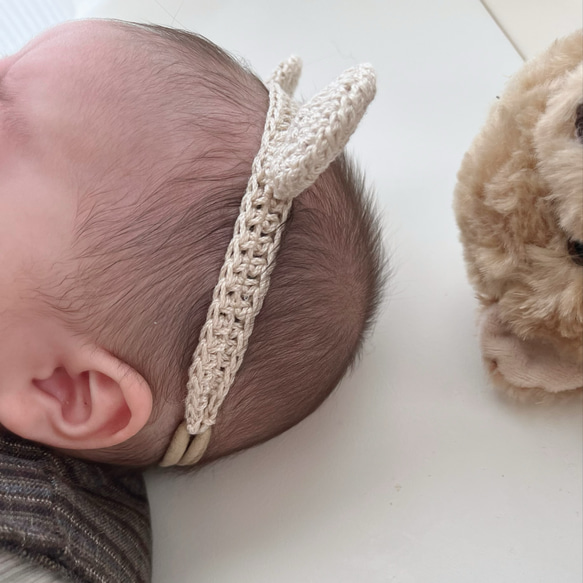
[160,57,376,467]
[265,63,377,201]
[268,55,302,95]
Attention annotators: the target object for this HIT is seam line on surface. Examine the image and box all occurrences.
[479,0,526,61]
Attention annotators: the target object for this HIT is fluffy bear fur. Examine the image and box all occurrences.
[454,30,583,398]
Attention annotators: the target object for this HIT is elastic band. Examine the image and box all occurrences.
[159,424,212,467]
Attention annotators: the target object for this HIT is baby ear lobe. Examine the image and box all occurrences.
[6,349,153,451]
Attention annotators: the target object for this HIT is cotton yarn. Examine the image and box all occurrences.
[160,56,376,467]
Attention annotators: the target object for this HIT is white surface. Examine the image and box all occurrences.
[482,0,583,59]
[4,0,582,581]
[0,0,74,54]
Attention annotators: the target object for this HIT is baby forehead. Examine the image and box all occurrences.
[31,19,131,59]
[5,21,176,165]
[11,21,146,98]
[4,20,264,203]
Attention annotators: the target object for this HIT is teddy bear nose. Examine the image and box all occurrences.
[567,239,583,266]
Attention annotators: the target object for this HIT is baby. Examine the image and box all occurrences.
[0,19,384,469]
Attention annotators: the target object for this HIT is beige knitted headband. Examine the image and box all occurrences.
[159,56,376,467]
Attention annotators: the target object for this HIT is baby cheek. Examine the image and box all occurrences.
[0,167,77,302]
[0,215,25,306]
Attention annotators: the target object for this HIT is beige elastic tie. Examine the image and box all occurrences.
[160,56,376,467]
[159,424,211,467]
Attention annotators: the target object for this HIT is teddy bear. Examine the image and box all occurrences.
[454,30,583,398]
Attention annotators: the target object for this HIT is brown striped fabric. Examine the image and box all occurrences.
[0,432,151,583]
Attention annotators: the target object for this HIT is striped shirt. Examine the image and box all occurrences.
[0,551,70,582]
[0,433,152,583]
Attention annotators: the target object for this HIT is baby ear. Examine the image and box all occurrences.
[0,345,152,451]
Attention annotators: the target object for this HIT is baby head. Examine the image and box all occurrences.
[0,20,384,467]
[454,30,583,398]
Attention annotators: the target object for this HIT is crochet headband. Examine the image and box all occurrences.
[160,56,376,467]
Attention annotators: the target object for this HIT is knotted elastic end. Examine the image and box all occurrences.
[159,423,212,467]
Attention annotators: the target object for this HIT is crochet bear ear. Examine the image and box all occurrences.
[265,63,377,202]
[268,55,302,95]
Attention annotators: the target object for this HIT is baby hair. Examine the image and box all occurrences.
[47,22,386,467]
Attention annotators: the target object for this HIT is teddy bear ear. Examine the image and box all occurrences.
[268,55,302,96]
[267,63,377,202]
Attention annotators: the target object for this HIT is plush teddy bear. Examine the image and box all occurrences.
[454,30,583,398]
